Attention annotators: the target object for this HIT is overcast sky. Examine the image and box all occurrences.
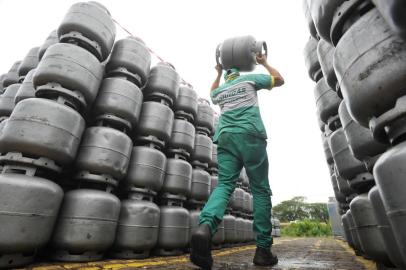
[0,0,333,205]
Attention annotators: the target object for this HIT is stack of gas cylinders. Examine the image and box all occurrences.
[303,0,406,268]
[0,2,257,268]
[271,217,281,238]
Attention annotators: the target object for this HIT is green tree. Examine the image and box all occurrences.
[272,196,308,222]
[272,197,329,223]
[307,203,329,223]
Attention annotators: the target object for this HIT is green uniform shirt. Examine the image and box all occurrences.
[211,74,274,142]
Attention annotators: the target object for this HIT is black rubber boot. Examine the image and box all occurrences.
[253,247,278,266]
[190,224,213,269]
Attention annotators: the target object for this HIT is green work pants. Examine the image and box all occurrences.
[199,132,273,248]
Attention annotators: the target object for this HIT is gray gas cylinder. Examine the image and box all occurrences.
[0,83,20,117]
[317,35,337,90]
[338,101,387,160]
[246,219,253,241]
[248,220,255,241]
[0,74,6,92]
[156,205,190,255]
[196,103,215,135]
[314,78,341,125]
[57,1,116,61]
[331,174,346,204]
[372,0,406,38]
[335,172,354,197]
[138,101,174,145]
[322,133,334,165]
[38,30,58,60]
[3,61,21,88]
[210,175,218,194]
[217,36,267,72]
[92,77,143,131]
[87,1,110,13]
[317,116,326,132]
[168,119,195,156]
[192,134,213,164]
[144,63,180,106]
[75,126,133,182]
[0,77,4,93]
[330,0,375,46]
[175,86,198,121]
[374,140,406,261]
[235,217,245,243]
[162,158,192,199]
[189,209,200,243]
[190,168,211,202]
[34,43,104,111]
[229,189,238,211]
[369,186,406,268]
[210,144,218,169]
[233,187,245,213]
[0,98,85,166]
[308,0,345,43]
[350,193,391,264]
[0,118,8,134]
[15,69,35,104]
[243,191,250,214]
[106,37,151,87]
[111,195,160,259]
[50,189,120,262]
[124,146,167,193]
[303,37,322,82]
[212,220,225,246]
[303,0,318,39]
[242,218,250,242]
[334,9,406,128]
[346,210,364,254]
[342,213,354,248]
[240,168,249,187]
[237,170,244,185]
[18,47,39,81]
[328,128,366,180]
[0,173,63,268]
[223,214,236,244]
[249,194,254,214]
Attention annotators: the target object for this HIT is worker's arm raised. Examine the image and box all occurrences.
[256,54,285,88]
[211,64,223,92]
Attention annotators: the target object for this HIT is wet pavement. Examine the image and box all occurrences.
[23,237,376,270]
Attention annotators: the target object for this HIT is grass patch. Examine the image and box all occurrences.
[281,219,332,237]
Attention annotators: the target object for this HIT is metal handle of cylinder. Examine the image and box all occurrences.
[254,41,268,61]
[215,43,221,66]
[370,95,406,144]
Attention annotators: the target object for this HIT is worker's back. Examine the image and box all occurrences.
[211,73,273,141]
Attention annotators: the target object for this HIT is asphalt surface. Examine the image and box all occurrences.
[22,237,376,270]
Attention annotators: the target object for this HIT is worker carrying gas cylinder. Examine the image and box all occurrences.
[190,38,285,269]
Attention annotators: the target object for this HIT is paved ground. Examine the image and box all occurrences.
[22,238,376,270]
